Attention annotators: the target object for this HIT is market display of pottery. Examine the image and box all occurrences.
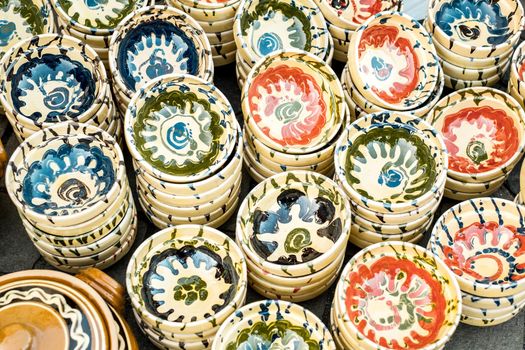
[429,198,525,327]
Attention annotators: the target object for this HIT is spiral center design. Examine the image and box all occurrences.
[43,87,71,112]
[57,178,90,205]
[257,32,283,56]
[166,122,192,151]
[466,139,488,165]
[274,101,303,124]
[284,228,312,253]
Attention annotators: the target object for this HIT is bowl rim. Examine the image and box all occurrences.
[168,0,241,10]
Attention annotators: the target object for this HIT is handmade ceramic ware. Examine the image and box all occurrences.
[444,66,509,90]
[173,0,240,10]
[350,214,433,243]
[212,50,236,66]
[460,303,525,326]
[441,57,511,81]
[207,28,234,44]
[168,0,238,22]
[327,21,354,41]
[445,173,507,193]
[462,288,525,310]
[510,40,525,95]
[347,12,439,111]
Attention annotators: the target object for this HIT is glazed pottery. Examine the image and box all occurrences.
[460,304,525,326]
[168,0,238,22]
[462,288,525,310]
[444,66,509,90]
[173,0,240,10]
[441,56,511,81]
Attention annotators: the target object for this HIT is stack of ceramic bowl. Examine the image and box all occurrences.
[342,11,442,122]
[109,5,214,116]
[125,75,241,229]
[213,300,336,349]
[0,34,120,143]
[429,198,525,326]
[5,122,136,272]
[426,0,524,90]
[127,225,247,350]
[313,0,401,62]
[427,87,525,200]
[51,0,153,68]
[334,111,448,248]
[236,171,351,302]
[234,0,332,88]
[508,41,525,109]
[241,51,344,182]
[516,161,525,205]
[330,241,462,349]
[167,0,239,66]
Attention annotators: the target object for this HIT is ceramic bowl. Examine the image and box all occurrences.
[347,11,439,111]
[459,303,525,326]
[353,206,433,234]
[508,78,525,109]
[236,170,351,277]
[212,50,236,66]
[510,40,525,95]
[430,198,525,298]
[233,0,330,65]
[59,22,111,48]
[427,0,524,59]
[172,0,240,10]
[334,111,448,214]
[428,87,525,183]
[326,21,354,41]
[212,300,336,350]
[109,5,213,101]
[445,173,507,193]
[242,50,345,154]
[444,65,509,90]
[441,56,511,81]
[461,299,525,319]
[335,241,462,349]
[349,230,424,249]
[462,288,525,310]
[125,74,237,183]
[350,214,433,243]
[169,0,238,22]
[207,28,234,44]
[211,40,236,55]
[127,224,247,335]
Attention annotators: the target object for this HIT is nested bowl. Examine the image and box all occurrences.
[441,56,511,81]
[427,0,524,59]
[242,50,345,154]
[350,214,433,243]
[444,66,509,90]
[125,74,238,184]
[445,173,507,193]
[462,288,525,310]
[168,0,238,22]
[335,111,448,215]
[127,224,247,335]
[236,170,351,277]
[335,241,462,350]
[347,11,439,111]
[428,87,525,183]
[327,21,354,41]
[510,41,525,95]
[171,0,240,10]
[430,198,525,297]
[109,5,213,100]
[212,300,336,350]
[353,206,433,234]
[207,28,234,44]
[461,299,525,319]
[460,303,525,326]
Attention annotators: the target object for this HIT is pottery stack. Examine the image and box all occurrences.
[241,51,345,182]
[313,0,401,62]
[516,161,525,205]
[342,11,443,122]
[234,0,333,88]
[5,123,137,273]
[125,75,242,229]
[426,0,524,90]
[508,41,525,109]
[109,5,214,116]
[429,198,525,327]
[330,241,462,350]
[127,225,247,350]
[167,0,239,67]
[334,111,448,248]
[0,34,121,142]
[236,171,351,302]
[427,87,525,200]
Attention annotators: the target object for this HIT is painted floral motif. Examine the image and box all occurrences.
[435,0,511,45]
[251,188,342,265]
[345,126,437,202]
[11,54,96,123]
[329,0,390,25]
[441,221,525,285]
[345,256,446,349]
[248,65,327,147]
[142,245,239,322]
[358,25,419,105]
[22,143,115,215]
[441,106,519,174]
[57,0,137,29]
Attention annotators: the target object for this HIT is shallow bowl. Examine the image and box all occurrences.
[444,65,509,90]
[462,288,525,310]
[168,0,238,22]
[441,56,511,81]
[459,303,525,327]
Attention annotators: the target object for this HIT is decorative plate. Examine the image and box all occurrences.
[125,74,237,183]
[212,300,336,350]
[241,51,344,154]
[336,242,462,350]
[109,5,213,98]
[334,111,448,214]
[347,12,439,110]
[236,171,351,277]
[430,198,525,297]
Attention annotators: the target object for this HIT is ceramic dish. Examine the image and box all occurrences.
[125,74,237,183]
[459,302,525,326]
[462,288,525,310]
[109,5,213,100]
[428,87,525,183]
[211,40,236,55]
[242,50,345,154]
[207,28,234,45]
[444,66,508,90]
[510,40,525,94]
[350,214,433,243]
[347,11,439,111]
[326,21,354,41]
[168,0,238,22]
[349,231,424,249]
[441,57,511,81]
[445,174,507,193]
[461,299,525,319]
[172,0,240,10]
[353,206,433,234]
[212,50,236,66]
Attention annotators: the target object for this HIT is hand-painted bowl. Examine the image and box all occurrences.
[462,288,525,310]
[444,65,509,90]
[334,111,448,214]
[510,41,525,95]
[428,87,525,183]
[127,225,247,335]
[125,74,237,183]
[168,0,238,21]
[5,122,126,228]
[461,298,525,319]
[335,241,461,349]
[347,11,439,111]
[353,207,433,234]
[171,0,240,10]
[109,5,213,100]
[327,21,354,41]
[445,173,507,193]
[348,230,424,249]
[233,0,330,65]
[443,186,500,200]
[430,198,525,297]
[236,170,351,277]
[242,50,345,154]
[441,56,511,81]
[207,28,234,44]
[350,214,433,243]
[427,0,524,59]
[459,303,525,326]
[212,300,336,350]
